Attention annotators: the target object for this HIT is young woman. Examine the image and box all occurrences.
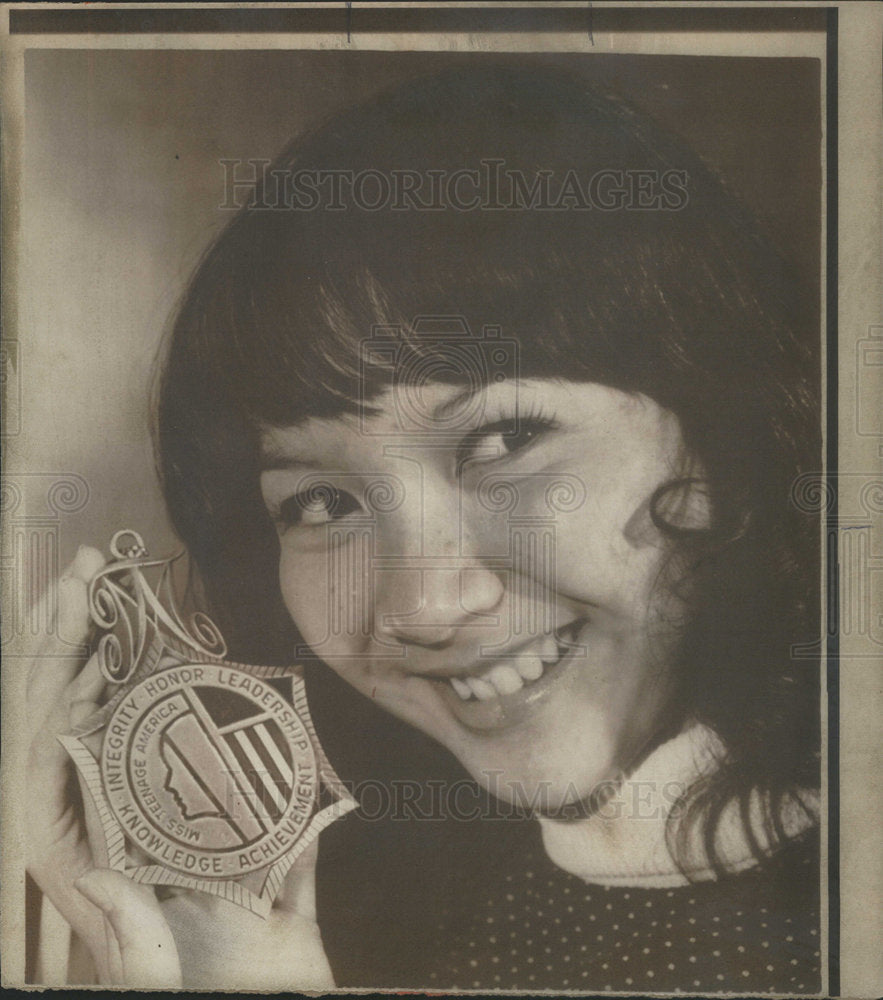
[26,63,822,991]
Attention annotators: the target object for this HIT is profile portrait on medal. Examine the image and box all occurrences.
[24,56,823,992]
[100,666,318,864]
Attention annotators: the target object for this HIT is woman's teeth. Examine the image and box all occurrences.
[517,657,544,683]
[468,676,497,700]
[445,627,579,702]
[450,676,473,700]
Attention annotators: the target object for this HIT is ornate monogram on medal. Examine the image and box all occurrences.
[59,530,357,917]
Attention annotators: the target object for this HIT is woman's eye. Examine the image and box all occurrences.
[276,486,361,528]
[499,421,549,454]
[459,416,558,464]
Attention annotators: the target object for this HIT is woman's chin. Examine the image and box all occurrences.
[448,740,611,816]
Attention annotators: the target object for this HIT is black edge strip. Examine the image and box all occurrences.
[10,7,828,36]
[825,6,840,996]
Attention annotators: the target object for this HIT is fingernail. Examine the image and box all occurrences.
[60,558,80,584]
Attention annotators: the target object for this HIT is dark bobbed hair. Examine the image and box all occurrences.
[156,64,820,872]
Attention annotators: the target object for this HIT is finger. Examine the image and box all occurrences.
[22,547,90,655]
[26,577,92,729]
[75,870,182,988]
[26,548,107,729]
[26,848,109,966]
[68,545,108,584]
[75,761,113,870]
[273,838,319,918]
[26,653,105,805]
[35,546,106,658]
[67,653,108,727]
[56,546,107,649]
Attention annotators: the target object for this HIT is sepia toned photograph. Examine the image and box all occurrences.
[1,3,880,995]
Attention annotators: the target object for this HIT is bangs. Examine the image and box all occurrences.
[166,61,793,434]
[163,57,807,493]
[172,198,790,441]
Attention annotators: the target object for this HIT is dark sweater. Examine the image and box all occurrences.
[317,808,819,992]
[427,825,820,993]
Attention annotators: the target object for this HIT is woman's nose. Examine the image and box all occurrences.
[372,513,504,649]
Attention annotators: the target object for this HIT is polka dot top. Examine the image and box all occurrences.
[426,828,820,993]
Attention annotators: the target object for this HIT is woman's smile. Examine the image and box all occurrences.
[261,378,707,809]
[402,616,590,730]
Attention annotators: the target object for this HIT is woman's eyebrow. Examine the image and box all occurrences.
[432,381,522,423]
[259,455,311,473]
[258,443,315,473]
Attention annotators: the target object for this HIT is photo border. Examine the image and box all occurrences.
[1,3,875,995]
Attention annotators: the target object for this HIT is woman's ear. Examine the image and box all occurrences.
[654,477,713,534]
[624,470,713,549]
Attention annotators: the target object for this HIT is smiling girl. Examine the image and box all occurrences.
[27,64,822,991]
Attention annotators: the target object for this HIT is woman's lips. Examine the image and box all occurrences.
[415,620,588,732]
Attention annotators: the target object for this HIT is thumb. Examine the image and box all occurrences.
[75,869,182,987]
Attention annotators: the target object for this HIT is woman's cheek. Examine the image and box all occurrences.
[552,478,679,614]
[278,539,374,661]
[278,543,331,651]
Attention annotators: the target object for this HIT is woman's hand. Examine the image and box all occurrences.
[25,545,334,989]
[26,546,182,985]
[160,839,334,990]
[72,841,334,990]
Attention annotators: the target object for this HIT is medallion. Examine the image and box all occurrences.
[59,530,357,916]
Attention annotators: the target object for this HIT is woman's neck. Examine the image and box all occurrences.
[536,721,817,887]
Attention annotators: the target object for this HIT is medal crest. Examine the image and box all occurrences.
[59,530,357,916]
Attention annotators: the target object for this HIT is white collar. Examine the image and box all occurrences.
[537,722,818,888]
